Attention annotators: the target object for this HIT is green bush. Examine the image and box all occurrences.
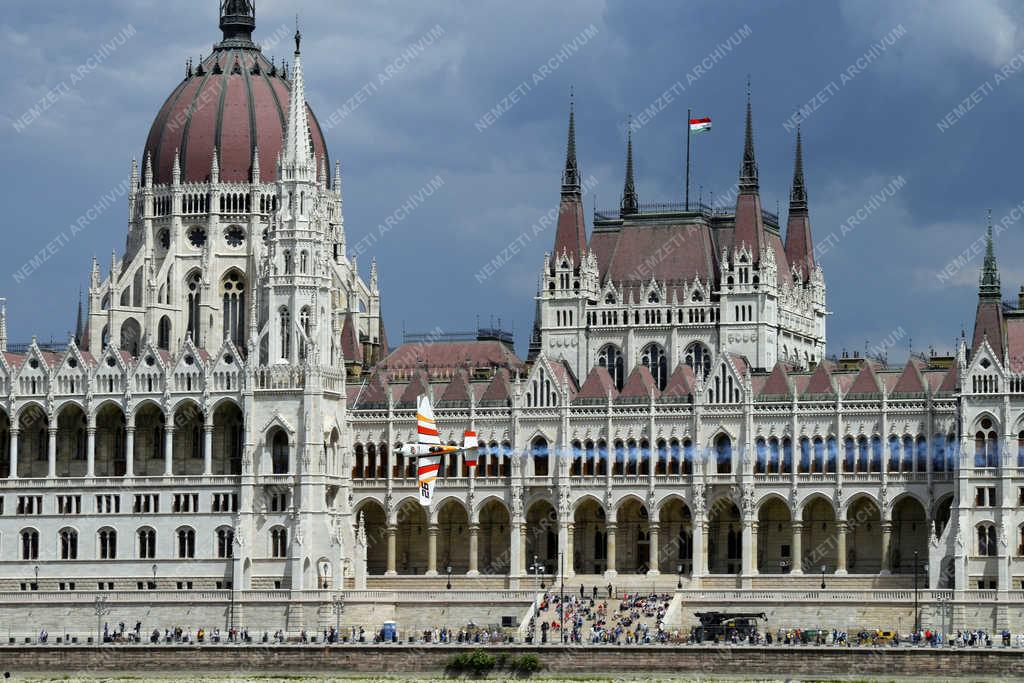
[447,648,497,675]
[511,652,542,675]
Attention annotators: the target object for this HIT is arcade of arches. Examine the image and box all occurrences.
[354,493,932,578]
[0,401,245,479]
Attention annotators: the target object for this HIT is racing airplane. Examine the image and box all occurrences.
[399,394,478,506]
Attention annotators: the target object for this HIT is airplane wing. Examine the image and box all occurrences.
[416,394,441,506]
[462,430,478,468]
[416,394,441,445]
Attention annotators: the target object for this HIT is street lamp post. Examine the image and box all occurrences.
[913,550,920,634]
[446,565,452,590]
[677,563,683,590]
[559,551,565,643]
[820,564,826,590]
[331,592,344,642]
[529,555,543,643]
[93,596,110,645]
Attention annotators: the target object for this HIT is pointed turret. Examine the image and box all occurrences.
[739,83,758,193]
[972,211,1005,359]
[171,148,181,186]
[551,93,587,264]
[334,160,342,197]
[733,83,766,262]
[130,158,139,191]
[784,125,815,281]
[281,26,314,182]
[251,145,260,184]
[620,126,638,217]
[210,147,220,184]
[143,152,153,188]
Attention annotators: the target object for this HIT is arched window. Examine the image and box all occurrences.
[271,430,289,474]
[59,528,78,560]
[185,271,201,342]
[300,251,309,274]
[138,528,156,559]
[531,437,549,477]
[221,271,246,347]
[684,342,712,381]
[177,527,195,559]
[217,527,234,559]
[98,528,117,559]
[21,529,38,560]
[597,345,625,390]
[715,434,732,474]
[298,307,311,361]
[978,524,997,557]
[157,316,171,350]
[271,527,288,558]
[974,418,999,468]
[279,307,291,360]
[283,249,293,275]
[641,343,668,390]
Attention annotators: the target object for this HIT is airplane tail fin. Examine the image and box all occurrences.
[462,430,478,468]
[417,455,441,507]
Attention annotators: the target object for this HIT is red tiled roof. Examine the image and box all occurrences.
[381,340,523,376]
[846,362,882,396]
[356,371,389,407]
[972,300,1005,361]
[938,365,958,393]
[662,363,696,400]
[802,361,835,397]
[341,313,363,364]
[619,365,660,400]
[575,366,618,401]
[397,369,430,406]
[438,369,472,404]
[1006,318,1024,371]
[759,362,792,397]
[592,221,717,285]
[480,367,513,404]
[733,193,764,264]
[553,195,587,264]
[785,212,814,282]
[891,360,926,394]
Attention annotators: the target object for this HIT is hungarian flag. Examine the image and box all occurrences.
[689,116,712,134]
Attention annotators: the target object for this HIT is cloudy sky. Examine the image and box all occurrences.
[2,0,1024,364]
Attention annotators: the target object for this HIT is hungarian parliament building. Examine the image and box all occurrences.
[1,3,1021,617]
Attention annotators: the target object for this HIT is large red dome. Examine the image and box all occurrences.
[143,26,329,185]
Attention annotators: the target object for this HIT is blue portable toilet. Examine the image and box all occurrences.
[382,621,397,642]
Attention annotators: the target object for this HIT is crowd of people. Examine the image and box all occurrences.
[530,589,674,644]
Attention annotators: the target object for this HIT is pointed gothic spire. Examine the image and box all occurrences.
[0,298,8,354]
[143,152,153,188]
[739,79,758,194]
[562,89,580,194]
[980,209,1000,299]
[785,124,815,282]
[281,23,314,181]
[334,160,342,197]
[172,148,181,186]
[789,124,807,214]
[211,147,220,184]
[75,289,84,346]
[130,157,139,191]
[620,124,638,217]
[251,145,260,184]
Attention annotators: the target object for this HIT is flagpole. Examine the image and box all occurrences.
[685,107,691,210]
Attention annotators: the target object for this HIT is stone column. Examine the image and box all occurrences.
[163,424,174,477]
[426,524,439,576]
[467,524,480,576]
[47,427,57,479]
[385,525,397,575]
[691,519,705,578]
[880,521,893,575]
[744,521,758,577]
[791,522,804,574]
[648,523,660,575]
[8,429,17,479]
[203,423,214,476]
[518,524,528,575]
[124,427,135,478]
[836,521,848,575]
[606,524,617,575]
[86,426,96,478]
